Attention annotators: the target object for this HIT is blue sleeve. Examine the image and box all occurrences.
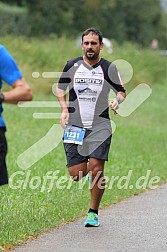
[0,45,22,88]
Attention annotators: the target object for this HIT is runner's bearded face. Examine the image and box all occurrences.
[82,34,102,61]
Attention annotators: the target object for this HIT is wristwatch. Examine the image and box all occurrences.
[0,93,5,104]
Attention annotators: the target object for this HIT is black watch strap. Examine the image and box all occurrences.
[0,93,5,104]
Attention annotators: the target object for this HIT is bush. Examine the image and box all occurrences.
[0,1,28,36]
[1,36,167,95]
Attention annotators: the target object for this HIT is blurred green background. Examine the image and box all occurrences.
[0,0,167,249]
[0,0,167,48]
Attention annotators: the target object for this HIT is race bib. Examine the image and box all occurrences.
[63,125,86,145]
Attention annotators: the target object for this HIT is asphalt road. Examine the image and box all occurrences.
[13,183,167,252]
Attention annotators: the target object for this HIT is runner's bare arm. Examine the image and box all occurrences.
[2,78,32,104]
[56,87,69,128]
[110,91,126,111]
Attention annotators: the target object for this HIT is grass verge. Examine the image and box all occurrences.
[0,36,167,249]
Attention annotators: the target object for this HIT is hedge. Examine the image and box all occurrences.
[0,1,28,36]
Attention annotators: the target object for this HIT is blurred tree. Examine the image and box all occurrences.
[0,1,28,36]
[156,11,167,48]
[26,0,74,37]
[0,0,26,6]
[105,0,165,46]
[72,0,116,36]
[1,0,166,48]
[72,0,166,47]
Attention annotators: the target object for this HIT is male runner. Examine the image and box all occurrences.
[56,27,126,227]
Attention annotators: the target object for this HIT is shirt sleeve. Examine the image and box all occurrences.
[107,63,126,93]
[0,46,22,87]
[57,62,71,91]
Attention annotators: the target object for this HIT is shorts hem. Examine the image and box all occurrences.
[89,155,108,161]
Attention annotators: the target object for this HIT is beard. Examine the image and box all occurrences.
[85,50,99,60]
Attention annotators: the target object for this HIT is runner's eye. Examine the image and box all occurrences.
[83,42,98,46]
[91,42,97,45]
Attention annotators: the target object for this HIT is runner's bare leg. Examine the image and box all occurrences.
[88,158,105,210]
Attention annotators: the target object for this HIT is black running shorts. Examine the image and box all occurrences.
[63,134,112,168]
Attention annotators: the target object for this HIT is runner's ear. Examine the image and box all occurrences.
[100,42,104,50]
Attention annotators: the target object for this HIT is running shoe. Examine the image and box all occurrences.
[84,212,99,227]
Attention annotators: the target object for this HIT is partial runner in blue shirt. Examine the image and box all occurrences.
[0,45,33,186]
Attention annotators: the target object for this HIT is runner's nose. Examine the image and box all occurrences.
[88,43,92,49]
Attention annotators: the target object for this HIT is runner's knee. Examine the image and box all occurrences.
[70,171,87,181]
[91,167,103,177]
[68,162,88,182]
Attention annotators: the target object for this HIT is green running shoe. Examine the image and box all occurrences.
[84,212,99,227]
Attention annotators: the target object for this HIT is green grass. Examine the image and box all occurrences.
[0,36,167,250]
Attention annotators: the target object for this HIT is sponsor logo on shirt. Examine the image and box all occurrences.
[79,97,96,102]
[78,87,97,95]
[75,78,102,85]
